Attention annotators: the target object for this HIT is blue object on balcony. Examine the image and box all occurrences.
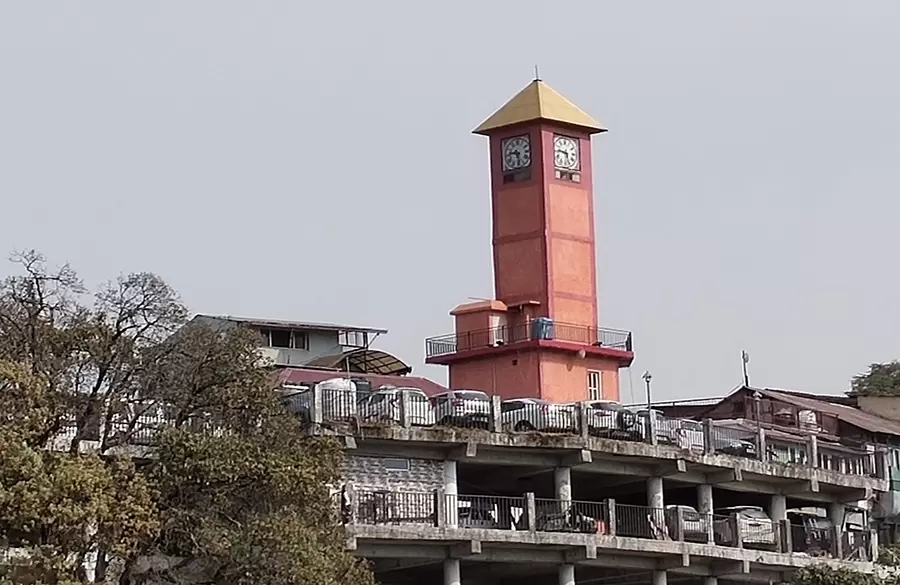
[532,317,555,340]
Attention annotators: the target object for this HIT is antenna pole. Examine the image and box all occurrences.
[741,350,750,387]
[534,65,541,81]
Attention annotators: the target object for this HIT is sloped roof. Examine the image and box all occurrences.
[742,386,900,438]
[195,314,387,334]
[473,80,606,135]
[277,367,448,396]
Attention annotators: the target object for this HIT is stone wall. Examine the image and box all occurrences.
[342,454,442,493]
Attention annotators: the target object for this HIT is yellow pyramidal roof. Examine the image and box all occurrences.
[473,79,606,135]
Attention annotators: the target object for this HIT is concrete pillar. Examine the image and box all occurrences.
[697,484,714,543]
[757,427,767,461]
[489,395,502,432]
[311,384,324,424]
[703,577,718,585]
[648,476,666,536]
[652,569,668,585]
[399,389,411,428]
[443,558,461,585]
[828,503,845,528]
[648,477,664,509]
[444,460,458,527]
[829,503,846,558]
[558,563,575,585]
[555,467,572,504]
[769,494,787,522]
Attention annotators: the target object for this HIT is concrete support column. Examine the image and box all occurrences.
[444,460,458,528]
[558,563,575,585]
[554,467,572,504]
[769,494,787,522]
[648,477,665,536]
[697,484,714,543]
[829,503,846,558]
[703,577,718,585]
[648,477,664,509]
[443,558,461,585]
[652,569,668,585]
[828,503,846,528]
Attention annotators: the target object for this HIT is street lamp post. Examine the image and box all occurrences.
[642,371,653,410]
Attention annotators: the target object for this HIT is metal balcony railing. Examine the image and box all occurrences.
[425,320,633,359]
[340,489,876,562]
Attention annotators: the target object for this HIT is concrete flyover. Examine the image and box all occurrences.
[347,523,875,584]
[321,424,887,501]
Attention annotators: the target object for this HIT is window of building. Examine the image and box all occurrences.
[588,370,602,401]
[382,458,410,471]
[339,330,368,348]
[260,329,309,350]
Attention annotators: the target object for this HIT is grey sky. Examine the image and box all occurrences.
[2,2,899,402]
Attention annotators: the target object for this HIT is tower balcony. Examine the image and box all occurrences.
[425,320,634,367]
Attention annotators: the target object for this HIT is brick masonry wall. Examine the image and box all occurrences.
[342,454,443,493]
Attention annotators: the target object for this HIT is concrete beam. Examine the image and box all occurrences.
[713,559,751,575]
[561,449,592,466]
[563,544,597,562]
[448,441,478,460]
[707,467,742,484]
[656,459,688,476]
[449,540,481,558]
[781,479,820,495]
[657,553,691,570]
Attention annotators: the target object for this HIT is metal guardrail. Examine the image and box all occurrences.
[341,490,875,560]
[425,321,633,359]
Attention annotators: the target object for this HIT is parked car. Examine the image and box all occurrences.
[582,400,643,441]
[714,506,777,549]
[709,432,758,457]
[676,419,706,451]
[432,390,492,428]
[280,377,359,421]
[634,409,675,445]
[357,387,435,426]
[787,510,835,556]
[528,501,600,534]
[457,496,521,530]
[665,505,710,542]
[501,398,577,433]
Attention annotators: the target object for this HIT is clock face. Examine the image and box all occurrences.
[553,135,580,170]
[501,135,531,171]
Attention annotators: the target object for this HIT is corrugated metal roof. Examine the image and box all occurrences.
[196,314,388,334]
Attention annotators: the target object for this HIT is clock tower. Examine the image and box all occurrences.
[425,79,634,404]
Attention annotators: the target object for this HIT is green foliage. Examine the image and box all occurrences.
[880,544,900,567]
[789,566,900,585]
[0,251,373,585]
[850,361,900,397]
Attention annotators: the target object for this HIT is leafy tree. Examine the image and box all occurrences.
[850,361,900,397]
[789,566,900,585]
[0,251,373,585]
